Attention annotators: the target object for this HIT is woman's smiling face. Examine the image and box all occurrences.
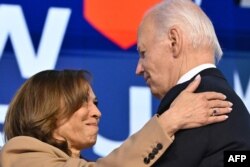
[53,87,101,155]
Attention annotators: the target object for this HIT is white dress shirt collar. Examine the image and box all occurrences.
[177,64,216,84]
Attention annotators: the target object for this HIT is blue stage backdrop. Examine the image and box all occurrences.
[0,0,250,160]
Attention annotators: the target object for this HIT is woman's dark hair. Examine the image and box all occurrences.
[4,69,91,155]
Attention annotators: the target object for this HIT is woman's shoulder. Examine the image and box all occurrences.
[0,136,89,167]
[2,136,69,158]
[5,136,60,150]
[5,136,46,145]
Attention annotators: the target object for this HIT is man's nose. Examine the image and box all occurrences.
[136,61,144,75]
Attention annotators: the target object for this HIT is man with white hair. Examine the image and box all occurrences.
[136,0,250,166]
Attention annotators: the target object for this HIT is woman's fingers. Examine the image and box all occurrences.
[208,99,233,109]
[209,107,232,116]
[165,77,233,134]
[207,115,229,124]
[168,95,233,130]
[184,75,201,93]
[200,92,227,100]
[184,105,233,128]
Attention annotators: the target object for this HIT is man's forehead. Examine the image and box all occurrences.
[137,28,154,52]
[138,15,153,35]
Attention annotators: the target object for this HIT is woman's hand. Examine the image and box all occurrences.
[158,75,232,137]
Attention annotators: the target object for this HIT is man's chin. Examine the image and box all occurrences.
[150,88,162,99]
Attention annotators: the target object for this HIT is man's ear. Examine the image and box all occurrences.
[168,26,182,58]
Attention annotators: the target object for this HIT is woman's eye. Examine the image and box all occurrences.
[93,98,98,106]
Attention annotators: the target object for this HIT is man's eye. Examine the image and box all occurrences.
[140,51,145,58]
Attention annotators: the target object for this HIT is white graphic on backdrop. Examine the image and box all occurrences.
[234,71,250,111]
[0,105,7,146]
[0,4,71,146]
[0,5,71,78]
[194,0,203,6]
[239,0,250,7]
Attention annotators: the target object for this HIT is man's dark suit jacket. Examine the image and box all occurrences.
[152,68,250,167]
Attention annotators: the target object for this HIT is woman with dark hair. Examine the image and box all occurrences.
[1,69,232,167]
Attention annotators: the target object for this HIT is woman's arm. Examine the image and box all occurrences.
[95,115,173,167]
[94,75,232,167]
[0,76,232,167]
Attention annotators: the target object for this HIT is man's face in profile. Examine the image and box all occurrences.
[136,16,177,99]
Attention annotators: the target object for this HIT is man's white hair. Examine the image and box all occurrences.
[145,0,223,62]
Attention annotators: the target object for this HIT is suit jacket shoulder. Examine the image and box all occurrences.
[154,68,250,167]
[0,116,173,167]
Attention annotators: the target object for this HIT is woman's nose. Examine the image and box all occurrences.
[92,106,101,120]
